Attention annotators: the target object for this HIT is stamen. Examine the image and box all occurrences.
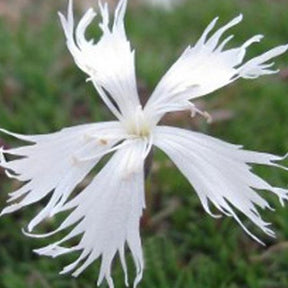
[188,103,213,123]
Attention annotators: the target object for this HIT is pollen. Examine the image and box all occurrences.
[98,138,108,145]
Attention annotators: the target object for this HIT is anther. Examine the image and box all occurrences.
[98,138,108,145]
[188,103,213,123]
[203,111,213,124]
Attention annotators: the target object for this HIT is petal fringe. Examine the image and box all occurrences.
[0,122,126,233]
[58,0,141,120]
[154,126,288,244]
[33,140,146,288]
[144,15,287,123]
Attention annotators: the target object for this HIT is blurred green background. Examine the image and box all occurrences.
[0,0,288,287]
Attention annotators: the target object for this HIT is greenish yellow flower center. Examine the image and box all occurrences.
[125,107,151,139]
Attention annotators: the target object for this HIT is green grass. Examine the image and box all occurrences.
[1,0,288,287]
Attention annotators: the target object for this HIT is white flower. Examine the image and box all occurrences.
[1,0,288,287]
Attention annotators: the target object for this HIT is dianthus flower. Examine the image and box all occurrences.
[1,0,288,287]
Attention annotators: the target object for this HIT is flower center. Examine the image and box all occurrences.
[129,122,150,138]
[125,106,151,139]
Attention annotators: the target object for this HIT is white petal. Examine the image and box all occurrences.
[153,126,288,244]
[144,15,287,123]
[0,121,127,232]
[33,140,146,288]
[238,44,288,79]
[58,0,141,121]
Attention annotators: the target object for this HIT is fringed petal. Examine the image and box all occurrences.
[0,121,127,232]
[144,15,287,123]
[154,126,288,244]
[58,0,140,120]
[238,44,288,79]
[33,140,146,288]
